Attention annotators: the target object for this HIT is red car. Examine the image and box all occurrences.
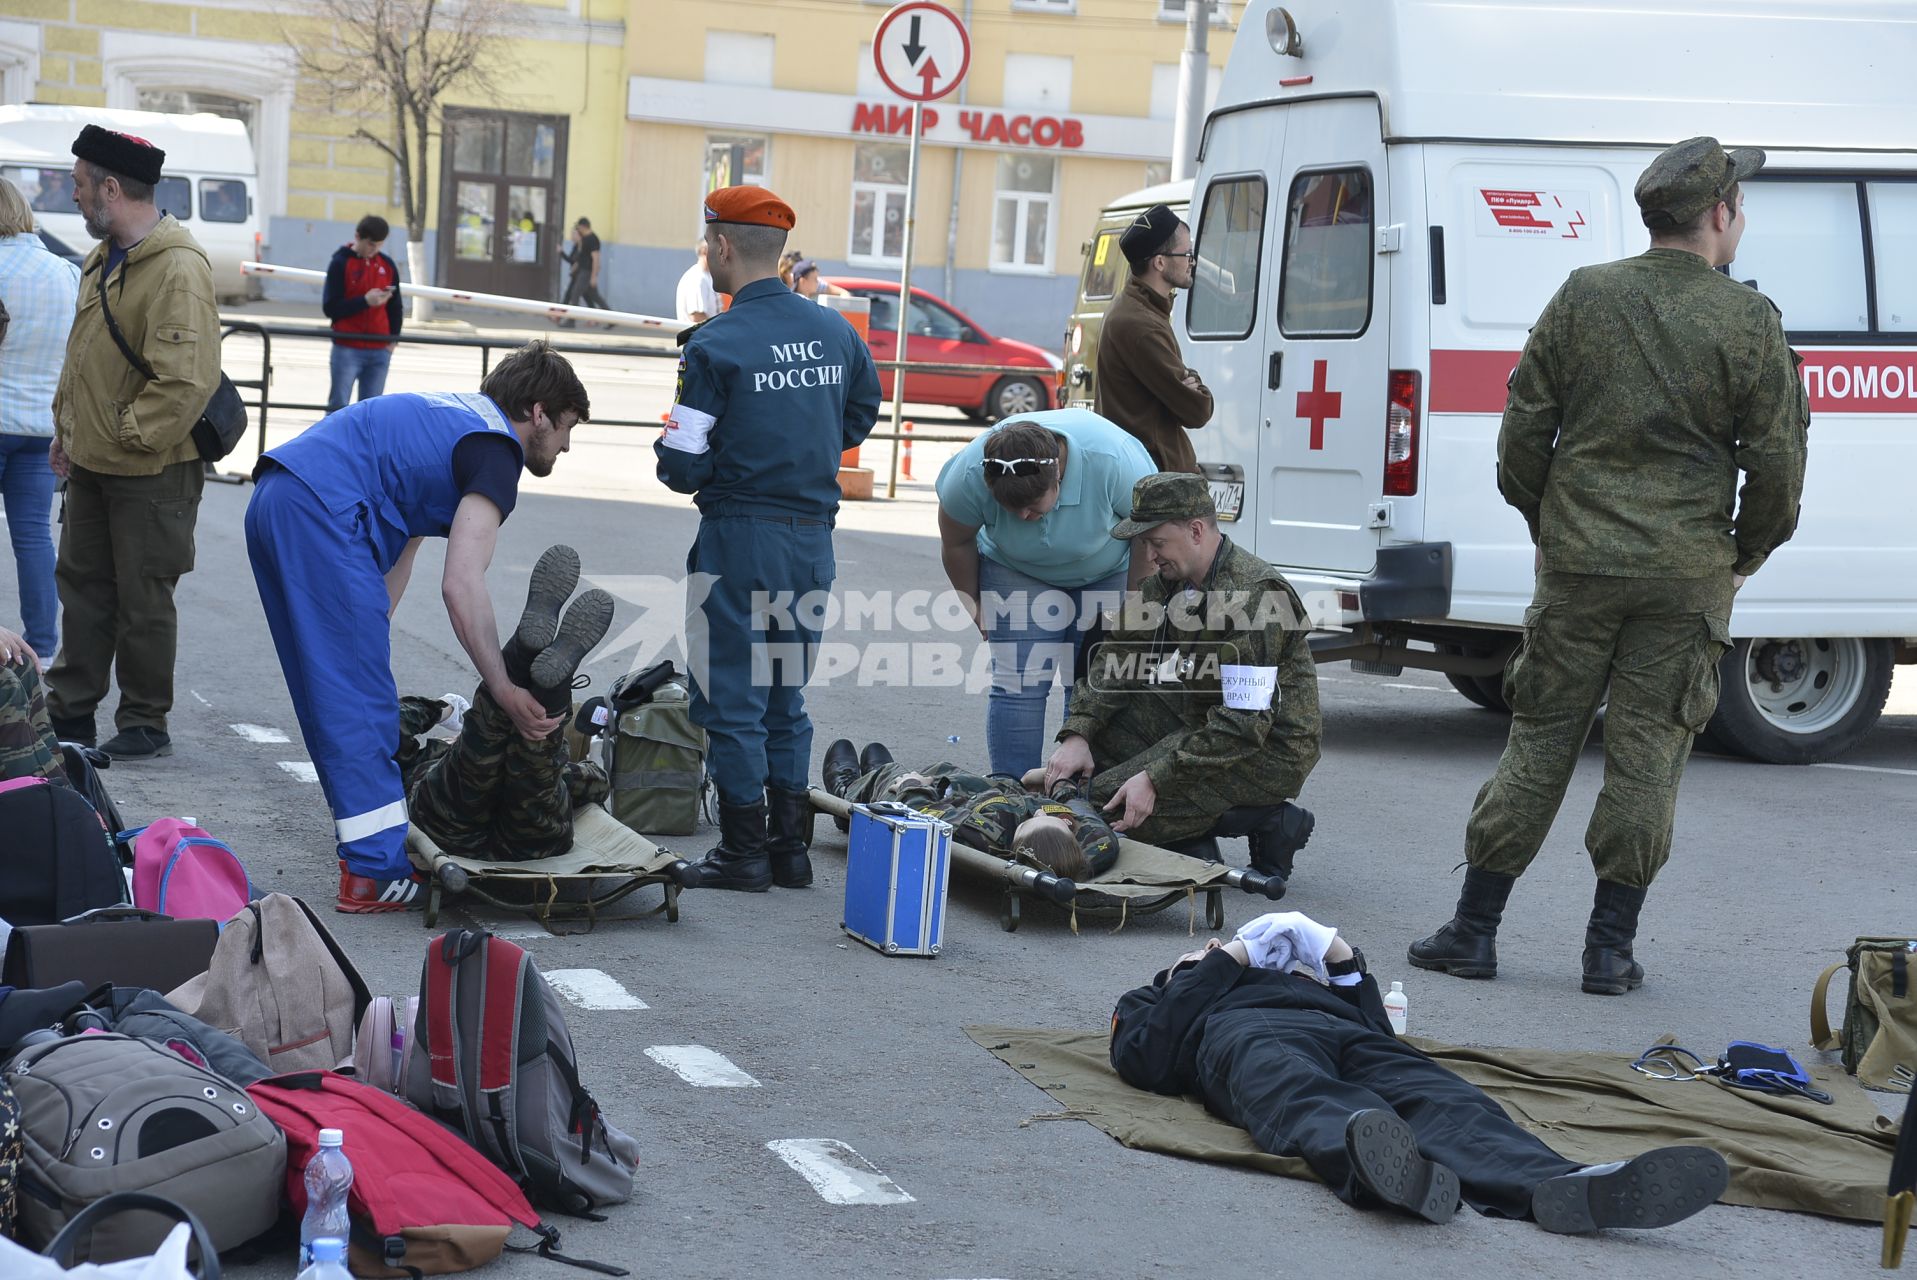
[831,277,1058,422]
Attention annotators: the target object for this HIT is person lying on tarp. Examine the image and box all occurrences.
[1110,911,1731,1234]
[820,737,1118,883]
[391,545,614,866]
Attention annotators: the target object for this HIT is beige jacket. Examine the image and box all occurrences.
[54,215,219,476]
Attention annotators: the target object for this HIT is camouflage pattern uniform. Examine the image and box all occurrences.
[846,759,1120,876]
[400,688,610,862]
[1059,476,1321,848]
[1468,144,1809,889]
[0,660,67,786]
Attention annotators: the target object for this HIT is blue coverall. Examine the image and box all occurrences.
[245,392,523,878]
[655,278,882,805]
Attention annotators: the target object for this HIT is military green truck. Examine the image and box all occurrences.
[1058,179,1192,409]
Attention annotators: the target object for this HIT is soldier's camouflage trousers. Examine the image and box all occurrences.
[1466,570,1735,889]
[1084,698,1293,847]
[0,659,66,786]
[401,688,610,862]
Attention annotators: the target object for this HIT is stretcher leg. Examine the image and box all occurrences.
[1206,889,1225,931]
[665,882,681,923]
[1000,890,1022,933]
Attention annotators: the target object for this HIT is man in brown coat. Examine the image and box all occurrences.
[1094,203,1214,473]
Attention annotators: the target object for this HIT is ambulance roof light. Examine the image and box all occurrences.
[1268,7,1304,58]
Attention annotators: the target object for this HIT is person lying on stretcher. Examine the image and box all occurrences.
[820,738,1118,881]
[1111,911,1731,1233]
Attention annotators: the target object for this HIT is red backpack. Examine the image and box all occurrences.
[248,1072,623,1277]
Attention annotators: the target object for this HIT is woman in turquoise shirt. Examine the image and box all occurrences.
[936,408,1156,775]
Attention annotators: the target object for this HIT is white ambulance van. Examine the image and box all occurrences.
[1180,0,1917,763]
[0,104,261,303]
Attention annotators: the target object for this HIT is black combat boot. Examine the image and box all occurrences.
[859,742,894,773]
[502,545,580,686]
[822,739,861,798]
[686,796,773,892]
[766,787,815,888]
[529,589,614,716]
[1407,867,1517,979]
[1245,802,1315,882]
[1581,879,1648,995]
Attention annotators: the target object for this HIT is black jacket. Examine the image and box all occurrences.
[1110,949,1392,1096]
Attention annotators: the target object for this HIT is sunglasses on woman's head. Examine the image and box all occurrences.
[982,457,1058,477]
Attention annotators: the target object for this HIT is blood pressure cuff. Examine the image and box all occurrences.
[1718,1041,1827,1101]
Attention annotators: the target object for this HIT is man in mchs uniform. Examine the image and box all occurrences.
[1409,137,1809,994]
[656,186,882,893]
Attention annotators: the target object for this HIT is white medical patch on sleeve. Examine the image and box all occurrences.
[660,403,715,454]
[1220,664,1278,711]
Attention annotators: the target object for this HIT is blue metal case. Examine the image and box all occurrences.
[843,801,952,957]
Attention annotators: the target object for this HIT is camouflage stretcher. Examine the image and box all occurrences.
[405,802,695,931]
[808,788,1284,932]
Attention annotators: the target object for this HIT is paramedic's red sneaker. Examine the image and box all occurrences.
[336,862,427,913]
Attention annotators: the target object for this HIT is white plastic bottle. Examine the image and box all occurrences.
[1383,981,1409,1035]
[296,1236,352,1280]
[298,1129,354,1268]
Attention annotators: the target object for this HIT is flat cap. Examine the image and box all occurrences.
[1635,137,1765,230]
[72,124,165,187]
[1112,472,1215,539]
[1119,203,1180,268]
[703,185,796,230]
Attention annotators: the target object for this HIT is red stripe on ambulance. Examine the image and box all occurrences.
[1430,348,1917,415]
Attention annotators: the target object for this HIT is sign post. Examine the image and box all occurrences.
[871,1,969,499]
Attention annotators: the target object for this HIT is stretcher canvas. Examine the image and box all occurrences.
[966,1025,1899,1223]
[406,803,677,879]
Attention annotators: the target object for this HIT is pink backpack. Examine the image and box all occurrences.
[127,819,254,922]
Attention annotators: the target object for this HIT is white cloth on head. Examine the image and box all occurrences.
[1234,911,1339,983]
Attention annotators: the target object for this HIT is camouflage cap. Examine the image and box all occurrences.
[1112,472,1216,539]
[1635,137,1765,230]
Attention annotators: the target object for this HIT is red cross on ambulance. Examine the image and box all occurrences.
[1295,358,1342,449]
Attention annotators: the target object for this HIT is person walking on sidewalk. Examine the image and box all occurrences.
[560,217,610,312]
[45,125,220,761]
[322,214,402,412]
[1408,138,1809,995]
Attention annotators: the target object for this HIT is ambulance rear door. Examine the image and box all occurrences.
[1259,98,1389,576]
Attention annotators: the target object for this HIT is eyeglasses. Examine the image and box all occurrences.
[983,457,1058,477]
[1159,250,1197,261]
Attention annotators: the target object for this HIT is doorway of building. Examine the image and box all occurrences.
[438,109,569,300]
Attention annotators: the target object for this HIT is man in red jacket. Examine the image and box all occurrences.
[323,214,403,412]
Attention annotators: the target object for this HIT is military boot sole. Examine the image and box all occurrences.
[1531,1147,1727,1234]
[531,589,615,692]
[514,545,581,656]
[1345,1110,1460,1224]
[1250,804,1315,880]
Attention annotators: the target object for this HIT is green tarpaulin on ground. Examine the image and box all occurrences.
[966,1025,1899,1222]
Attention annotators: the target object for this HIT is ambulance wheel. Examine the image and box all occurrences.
[1704,637,1893,765]
[1205,890,1225,931]
[1000,892,1021,933]
[984,376,1047,423]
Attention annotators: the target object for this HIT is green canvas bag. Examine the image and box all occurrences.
[602,673,706,836]
[1812,937,1916,1091]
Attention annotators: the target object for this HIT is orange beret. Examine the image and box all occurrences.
[702,185,795,230]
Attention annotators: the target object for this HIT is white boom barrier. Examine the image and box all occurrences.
[239,261,686,336]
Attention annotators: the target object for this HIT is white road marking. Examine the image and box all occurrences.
[1382,682,1447,692]
[766,1139,914,1205]
[231,723,291,744]
[1813,762,1917,778]
[645,1045,760,1088]
[191,690,212,707]
[490,926,549,941]
[542,968,648,1010]
[277,761,319,782]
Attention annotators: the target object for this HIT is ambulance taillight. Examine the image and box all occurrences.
[1384,370,1421,496]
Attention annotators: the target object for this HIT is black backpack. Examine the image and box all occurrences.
[60,742,130,863]
[0,779,126,926]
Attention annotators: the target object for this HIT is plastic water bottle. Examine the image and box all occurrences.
[298,1129,354,1268]
[1383,981,1409,1036]
[296,1237,352,1280]
[946,735,961,744]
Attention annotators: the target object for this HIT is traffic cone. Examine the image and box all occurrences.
[902,421,914,480]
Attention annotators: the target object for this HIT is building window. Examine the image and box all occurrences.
[993,155,1057,274]
[1278,168,1374,337]
[1158,0,1232,23]
[848,143,910,266]
[1003,53,1072,113]
[1189,175,1266,339]
[136,88,258,145]
[704,135,768,193]
[1012,0,1077,12]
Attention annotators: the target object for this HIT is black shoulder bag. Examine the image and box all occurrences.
[95,261,247,462]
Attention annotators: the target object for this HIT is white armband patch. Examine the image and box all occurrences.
[660,404,715,455]
[1220,664,1278,711]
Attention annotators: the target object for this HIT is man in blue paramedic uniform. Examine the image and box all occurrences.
[657,186,881,893]
[246,341,594,912]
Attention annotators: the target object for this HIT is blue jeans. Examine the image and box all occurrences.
[979,556,1127,778]
[0,435,57,658]
[327,344,393,412]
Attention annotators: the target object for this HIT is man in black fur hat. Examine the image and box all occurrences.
[1094,203,1213,473]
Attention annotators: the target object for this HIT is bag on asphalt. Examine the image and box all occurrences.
[125,818,253,922]
[165,893,370,1075]
[0,1068,21,1239]
[1813,937,1917,1090]
[404,930,640,1213]
[248,1071,616,1278]
[61,985,272,1086]
[2,906,218,994]
[5,1032,285,1261]
[603,661,706,836]
[0,777,126,927]
[59,743,131,865]
[350,994,418,1095]
[0,1192,222,1280]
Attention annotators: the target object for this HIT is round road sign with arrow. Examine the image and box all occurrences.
[873,1,971,102]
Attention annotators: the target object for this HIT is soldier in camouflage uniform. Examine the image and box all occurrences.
[1041,473,1321,881]
[0,626,65,786]
[820,739,1120,880]
[1410,138,1810,995]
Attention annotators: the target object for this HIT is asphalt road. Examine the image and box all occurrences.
[7,327,1913,1279]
